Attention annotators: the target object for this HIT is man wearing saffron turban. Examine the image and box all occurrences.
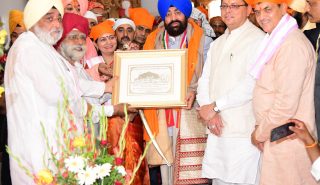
[143,0,206,184]
[128,8,155,48]
[250,0,318,184]
[8,10,26,46]
[197,0,265,183]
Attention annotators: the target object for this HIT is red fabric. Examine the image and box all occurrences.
[56,13,89,48]
[165,109,175,127]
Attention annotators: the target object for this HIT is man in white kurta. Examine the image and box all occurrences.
[196,0,265,184]
[4,1,86,184]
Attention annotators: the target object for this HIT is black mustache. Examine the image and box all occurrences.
[121,36,130,42]
[168,20,183,27]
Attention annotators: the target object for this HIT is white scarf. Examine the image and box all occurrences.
[250,14,298,79]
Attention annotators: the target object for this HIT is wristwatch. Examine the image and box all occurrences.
[213,101,220,113]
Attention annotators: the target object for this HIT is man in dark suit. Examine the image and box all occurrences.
[305,0,320,138]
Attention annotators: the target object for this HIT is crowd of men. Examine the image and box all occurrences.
[2,0,320,184]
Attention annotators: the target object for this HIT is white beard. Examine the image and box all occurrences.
[33,25,63,45]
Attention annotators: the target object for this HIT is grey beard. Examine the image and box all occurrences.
[60,42,86,63]
[33,25,63,45]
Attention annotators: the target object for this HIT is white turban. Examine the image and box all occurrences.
[113,18,136,31]
[84,11,97,22]
[24,0,64,30]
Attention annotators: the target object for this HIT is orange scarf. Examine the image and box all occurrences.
[142,20,203,141]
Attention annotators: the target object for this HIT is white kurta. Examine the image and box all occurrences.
[73,62,114,117]
[197,20,264,184]
[5,31,85,184]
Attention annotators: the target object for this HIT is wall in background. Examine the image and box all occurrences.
[141,0,158,16]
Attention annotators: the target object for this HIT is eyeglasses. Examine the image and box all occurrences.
[66,34,87,41]
[220,4,247,10]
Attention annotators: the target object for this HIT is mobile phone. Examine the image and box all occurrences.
[270,122,295,142]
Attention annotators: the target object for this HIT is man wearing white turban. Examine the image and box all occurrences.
[113,18,136,50]
[5,0,86,184]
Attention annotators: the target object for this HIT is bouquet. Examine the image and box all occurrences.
[7,83,150,185]
[0,24,7,72]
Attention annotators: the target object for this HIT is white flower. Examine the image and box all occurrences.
[115,165,126,176]
[64,155,85,173]
[77,167,97,185]
[94,163,112,179]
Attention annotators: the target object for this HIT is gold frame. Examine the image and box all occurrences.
[112,49,188,108]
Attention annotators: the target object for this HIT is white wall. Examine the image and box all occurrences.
[141,0,159,16]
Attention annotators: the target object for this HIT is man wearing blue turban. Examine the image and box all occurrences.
[143,0,206,184]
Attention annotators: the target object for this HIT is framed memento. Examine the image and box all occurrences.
[112,49,187,108]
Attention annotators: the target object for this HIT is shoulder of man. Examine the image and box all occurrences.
[143,24,165,50]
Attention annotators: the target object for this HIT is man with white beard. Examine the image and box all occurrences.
[4,0,86,184]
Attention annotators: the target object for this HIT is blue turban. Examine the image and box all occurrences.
[158,0,192,20]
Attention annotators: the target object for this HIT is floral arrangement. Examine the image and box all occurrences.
[7,83,150,185]
[0,17,6,56]
[0,22,7,72]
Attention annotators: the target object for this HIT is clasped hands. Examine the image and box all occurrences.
[197,103,223,136]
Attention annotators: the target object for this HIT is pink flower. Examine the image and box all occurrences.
[100,140,107,146]
[115,157,123,165]
[62,171,69,178]
[114,181,122,185]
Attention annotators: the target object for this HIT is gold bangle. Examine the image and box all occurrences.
[305,140,318,148]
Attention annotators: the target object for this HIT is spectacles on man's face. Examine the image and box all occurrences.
[66,34,87,42]
[220,4,248,10]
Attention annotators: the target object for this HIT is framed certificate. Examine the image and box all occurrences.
[112,49,187,108]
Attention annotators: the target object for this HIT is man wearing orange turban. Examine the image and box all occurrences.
[128,8,155,48]
[250,0,318,184]
[8,10,26,45]
[197,0,265,184]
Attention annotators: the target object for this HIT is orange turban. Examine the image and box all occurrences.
[9,10,26,34]
[246,0,292,6]
[62,0,88,16]
[129,8,155,30]
[90,20,114,41]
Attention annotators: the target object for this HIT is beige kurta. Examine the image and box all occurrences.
[253,29,318,185]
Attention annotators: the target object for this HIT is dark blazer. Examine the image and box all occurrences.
[304,23,320,139]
